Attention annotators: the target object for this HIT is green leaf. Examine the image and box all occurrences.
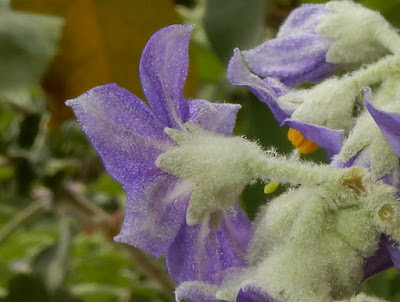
[358,267,400,300]
[203,0,267,63]
[0,8,63,111]
[2,274,50,302]
[192,43,224,83]
[0,167,13,180]
[94,173,123,195]
[0,274,81,302]
[0,219,58,289]
[32,215,72,293]
[68,233,137,290]
[17,113,41,149]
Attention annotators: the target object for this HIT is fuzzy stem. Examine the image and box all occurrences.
[249,153,364,191]
[342,53,400,90]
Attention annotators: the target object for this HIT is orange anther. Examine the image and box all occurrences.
[287,128,319,154]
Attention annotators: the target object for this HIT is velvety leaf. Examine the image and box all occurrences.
[203,0,267,64]
[11,0,198,128]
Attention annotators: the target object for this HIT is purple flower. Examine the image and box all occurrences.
[66,24,251,285]
[227,48,343,159]
[242,4,337,86]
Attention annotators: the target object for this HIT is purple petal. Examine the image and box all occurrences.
[365,100,400,157]
[114,174,193,257]
[387,241,400,273]
[139,24,193,128]
[166,205,251,284]
[331,154,357,168]
[363,235,394,280]
[187,99,241,135]
[282,119,344,159]
[175,281,225,302]
[278,4,330,36]
[242,35,335,86]
[263,78,290,98]
[227,49,295,122]
[66,83,170,188]
[237,284,279,302]
[242,4,336,86]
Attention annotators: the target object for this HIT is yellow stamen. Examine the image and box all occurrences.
[287,128,319,154]
[264,182,280,194]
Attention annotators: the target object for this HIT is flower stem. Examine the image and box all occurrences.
[343,53,400,91]
[250,153,365,191]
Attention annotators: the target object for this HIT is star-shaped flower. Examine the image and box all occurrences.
[67,24,251,285]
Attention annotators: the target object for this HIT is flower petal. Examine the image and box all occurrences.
[187,99,241,136]
[242,35,335,86]
[227,49,295,122]
[237,284,279,302]
[166,205,251,284]
[282,119,344,159]
[66,83,169,188]
[387,241,400,273]
[242,4,336,86]
[365,100,400,157]
[363,235,394,280]
[175,281,225,302]
[114,174,193,257]
[277,4,330,36]
[139,24,193,128]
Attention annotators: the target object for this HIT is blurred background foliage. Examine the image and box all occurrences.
[0,0,399,301]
